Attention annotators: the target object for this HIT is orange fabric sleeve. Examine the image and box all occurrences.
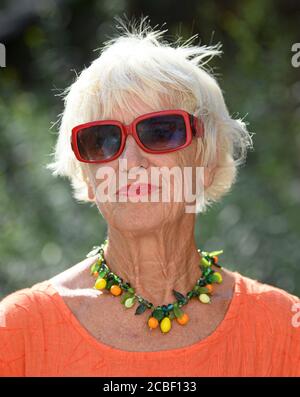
[0,289,31,376]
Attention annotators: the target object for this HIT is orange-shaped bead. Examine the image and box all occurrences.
[206,284,213,293]
[176,313,189,325]
[148,317,159,329]
[93,271,99,278]
[110,285,122,296]
[213,255,219,264]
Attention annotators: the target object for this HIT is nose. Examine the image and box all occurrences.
[120,134,148,170]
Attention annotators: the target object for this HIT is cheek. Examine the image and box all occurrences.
[155,144,198,170]
[88,162,119,189]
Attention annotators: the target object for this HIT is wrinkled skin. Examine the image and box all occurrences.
[84,104,216,305]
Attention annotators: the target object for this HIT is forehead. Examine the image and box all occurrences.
[102,90,180,125]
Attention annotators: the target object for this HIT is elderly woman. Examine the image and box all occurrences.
[1,21,300,377]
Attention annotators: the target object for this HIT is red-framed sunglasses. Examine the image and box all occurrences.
[71,109,204,163]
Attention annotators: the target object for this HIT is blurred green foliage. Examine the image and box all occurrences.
[0,0,300,298]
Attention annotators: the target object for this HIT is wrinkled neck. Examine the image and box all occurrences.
[103,216,202,305]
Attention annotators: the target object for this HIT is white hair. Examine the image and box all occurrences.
[47,17,254,213]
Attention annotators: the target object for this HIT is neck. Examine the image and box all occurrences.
[103,215,202,306]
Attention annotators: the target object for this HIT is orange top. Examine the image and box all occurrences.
[0,271,300,377]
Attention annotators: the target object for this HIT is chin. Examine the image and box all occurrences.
[106,202,171,232]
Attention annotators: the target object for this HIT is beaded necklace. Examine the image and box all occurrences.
[88,239,224,334]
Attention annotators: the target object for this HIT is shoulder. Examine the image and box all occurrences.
[0,254,97,376]
[0,285,46,376]
[232,272,300,375]
[0,282,55,331]
[49,254,98,290]
[237,271,300,308]
[0,254,98,328]
[0,286,38,329]
[236,271,300,337]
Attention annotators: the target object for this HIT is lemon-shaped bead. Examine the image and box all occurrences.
[160,317,172,333]
[95,278,107,290]
[201,257,210,267]
[124,297,135,308]
[213,272,223,284]
[199,293,210,304]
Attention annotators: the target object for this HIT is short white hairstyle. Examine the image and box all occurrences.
[47,18,254,213]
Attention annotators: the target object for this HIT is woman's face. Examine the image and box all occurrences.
[84,105,209,233]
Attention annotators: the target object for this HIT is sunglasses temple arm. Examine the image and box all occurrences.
[191,115,205,139]
[70,136,75,152]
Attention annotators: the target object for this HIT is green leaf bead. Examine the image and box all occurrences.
[173,305,184,319]
[135,303,147,315]
[121,283,130,291]
[195,286,209,294]
[106,279,115,290]
[169,311,176,320]
[172,289,186,302]
[90,263,99,275]
[99,269,108,278]
[152,308,164,321]
[207,250,223,257]
[203,267,213,277]
[121,292,134,304]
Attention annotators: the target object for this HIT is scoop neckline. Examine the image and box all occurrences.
[38,270,243,359]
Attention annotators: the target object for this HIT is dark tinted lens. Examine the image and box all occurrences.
[77,124,121,161]
[136,115,187,151]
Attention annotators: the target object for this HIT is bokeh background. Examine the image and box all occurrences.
[1,0,300,299]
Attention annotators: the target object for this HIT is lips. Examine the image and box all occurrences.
[116,183,159,197]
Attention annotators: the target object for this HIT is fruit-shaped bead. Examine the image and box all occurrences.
[90,263,100,275]
[148,317,159,329]
[176,313,189,325]
[213,255,219,264]
[160,317,172,333]
[212,272,223,284]
[93,271,99,278]
[110,285,122,296]
[206,284,213,294]
[124,297,135,308]
[199,293,211,304]
[201,257,210,267]
[95,278,107,290]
